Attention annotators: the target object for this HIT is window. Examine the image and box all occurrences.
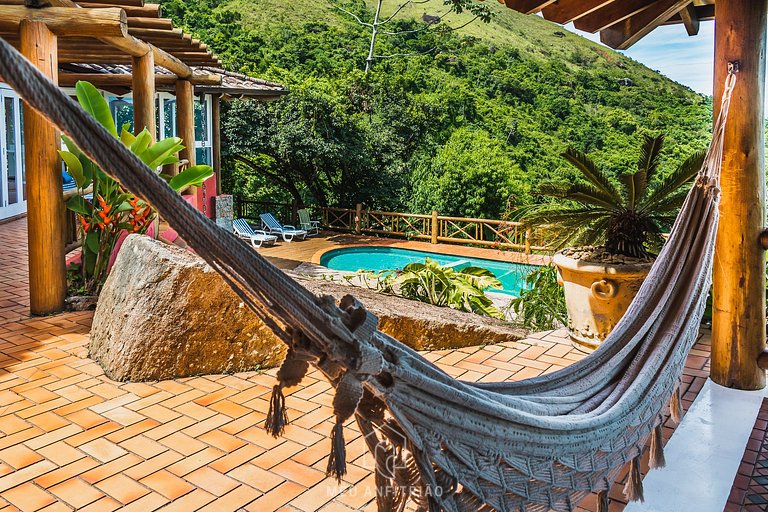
[108,96,134,134]
[194,95,213,166]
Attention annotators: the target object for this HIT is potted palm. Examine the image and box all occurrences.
[524,134,704,351]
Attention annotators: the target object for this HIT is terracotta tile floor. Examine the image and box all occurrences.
[727,398,768,511]
[0,217,711,511]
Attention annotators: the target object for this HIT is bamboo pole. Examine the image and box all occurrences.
[711,0,768,390]
[131,51,155,138]
[20,20,66,315]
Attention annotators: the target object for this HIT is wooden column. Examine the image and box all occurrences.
[131,51,155,138]
[711,0,768,390]
[20,20,66,315]
[175,79,195,167]
[212,94,221,195]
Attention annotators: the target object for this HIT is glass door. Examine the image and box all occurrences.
[0,90,25,220]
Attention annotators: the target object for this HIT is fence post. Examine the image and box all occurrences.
[431,210,439,244]
[355,203,363,234]
[291,200,298,225]
[525,228,532,255]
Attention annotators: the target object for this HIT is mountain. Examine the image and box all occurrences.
[159,0,713,219]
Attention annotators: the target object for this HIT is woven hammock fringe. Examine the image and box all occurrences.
[670,385,683,424]
[623,456,644,503]
[327,421,347,481]
[597,490,610,512]
[264,385,288,437]
[649,424,666,469]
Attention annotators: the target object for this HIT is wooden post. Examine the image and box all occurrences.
[711,0,768,390]
[355,203,362,234]
[131,51,155,138]
[525,228,532,255]
[21,20,66,315]
[175,79,196,206]
[212,94,221,195]
[431,210,439,244]
[175,79,195,166]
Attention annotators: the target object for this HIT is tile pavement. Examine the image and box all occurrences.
[0,217,711,511]
[727,398,768,511]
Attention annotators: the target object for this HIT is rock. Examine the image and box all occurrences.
[89,235,286,381]
[90,236,528,382]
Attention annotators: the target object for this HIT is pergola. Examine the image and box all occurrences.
[499,0,766,391]
[0,0,284,318]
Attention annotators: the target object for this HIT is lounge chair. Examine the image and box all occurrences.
[233,218,278,248]
[259,213,307,242]
[297,209,320,236]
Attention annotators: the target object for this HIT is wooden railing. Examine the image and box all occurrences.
[318,204,547,254]
[234,198,298,225]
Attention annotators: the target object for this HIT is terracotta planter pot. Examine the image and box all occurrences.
[553,252,653,351]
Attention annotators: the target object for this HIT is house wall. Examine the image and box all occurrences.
[0,83,217,222]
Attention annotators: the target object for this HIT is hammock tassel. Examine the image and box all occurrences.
[327,372,364,482]
[265,384,288,437]
[327,420,347,481]
[265,348,310,437]
[649,424,666,469]
[623,456,644,503]
[597,490,610,512]
[670,385,683,424]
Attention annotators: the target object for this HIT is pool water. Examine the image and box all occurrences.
[320,247,538,296]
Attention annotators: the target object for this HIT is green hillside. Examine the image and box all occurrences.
[160,0,712,219]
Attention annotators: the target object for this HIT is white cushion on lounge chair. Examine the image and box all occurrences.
[233,218,278,248]
[259,213,307,242]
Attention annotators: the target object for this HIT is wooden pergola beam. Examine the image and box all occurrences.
[541,0,614,24]
[711,0,768,391]
[79,2,161,17]
[600,0,694,50]
[500,0,557,15]
[0,5,127,37]
[574,0,657,33]
[678,3,700,35]
[127,17,173,30]
[664,5,715,24]
[58,73,222,87]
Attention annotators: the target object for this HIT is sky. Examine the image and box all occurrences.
[565,21,717,97]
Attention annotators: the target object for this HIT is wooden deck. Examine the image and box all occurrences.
[258,231,550,270]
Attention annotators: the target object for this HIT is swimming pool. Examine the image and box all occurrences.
[320,247,538,296]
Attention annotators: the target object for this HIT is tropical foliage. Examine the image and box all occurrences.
[509,264,566,330]
[160,0,712,218]
[61,81,213,294]
[521,134,704,258]
[366,258,503,318]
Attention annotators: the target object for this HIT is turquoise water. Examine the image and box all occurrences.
[320,247,538,296]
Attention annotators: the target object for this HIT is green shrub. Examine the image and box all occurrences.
[510,264,566,330]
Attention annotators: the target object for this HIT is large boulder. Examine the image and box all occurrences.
[89,235,286,381]
[90,235,527,381]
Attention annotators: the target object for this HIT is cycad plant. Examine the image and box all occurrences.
[523,134,704,259]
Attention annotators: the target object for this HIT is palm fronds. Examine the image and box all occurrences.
[522,134,704,258]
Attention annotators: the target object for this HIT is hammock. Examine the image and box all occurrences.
[0,37,736,512]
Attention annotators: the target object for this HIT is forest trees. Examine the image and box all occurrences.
[334,0,493,72]
[166,0,713,220]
